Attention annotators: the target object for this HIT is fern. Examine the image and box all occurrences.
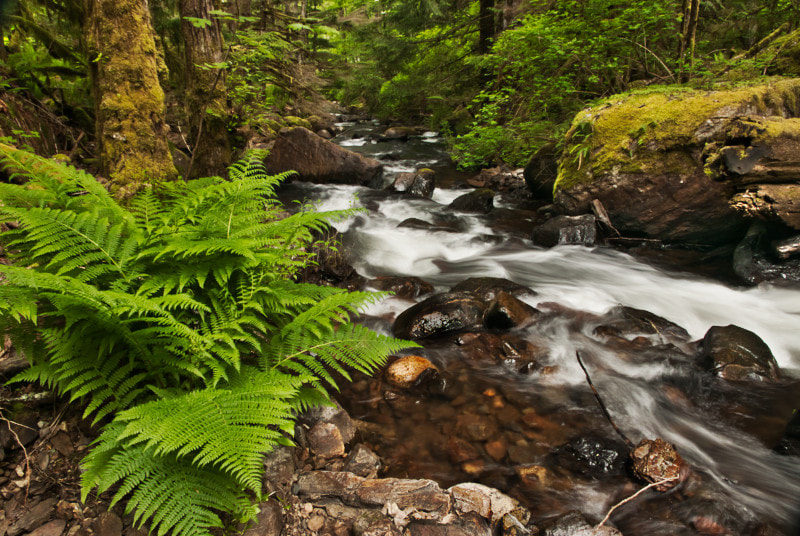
[0,143,419,536]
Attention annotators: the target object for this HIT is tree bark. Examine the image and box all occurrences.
[180,0,231,179]
[477,0,494,55]
[679,0,700,80]
[85,0,178,196]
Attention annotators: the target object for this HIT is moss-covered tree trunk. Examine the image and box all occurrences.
[180,0,231,179]
[85,0,178,197]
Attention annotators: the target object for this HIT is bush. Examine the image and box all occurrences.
[0,144,416,536]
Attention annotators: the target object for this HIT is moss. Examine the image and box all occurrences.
[555,79,800,192]
[284,115,313,130]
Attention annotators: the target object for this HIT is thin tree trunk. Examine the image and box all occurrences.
[180,0,231,178]
[679,0,700,80]
[477,0,494,55]
[85,0,178,197]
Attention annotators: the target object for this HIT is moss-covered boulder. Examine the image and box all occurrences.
[554,79,800,245]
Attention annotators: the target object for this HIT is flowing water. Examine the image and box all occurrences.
[284,121,800,534]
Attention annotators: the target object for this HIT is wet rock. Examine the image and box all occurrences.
[451,277,537,302]
[380,126,417,141]
[484,439,508,462]
[308,422,346,458]
[537,511,622,535]
[700,325,780,381]
[456,413,499,442]
[264,127,383,186]
[556,436,627,478]
[484,291,540,330]
[371,276,434,299]
[393,292,487,339]
[93,511,123,536]
[448,189,495,214]
[385,355,439,389]
[532,215,597,248]
[771,233,800,260]
[344,444,382,478]
[630,438,688,491]
[593,306,690,345]
[449,482,530,526]
[301,401,356,444]
[388,169,436,198]
[524,142,560,201]
[467,166,528,195]
[447,436,480,464]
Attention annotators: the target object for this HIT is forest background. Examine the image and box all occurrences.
[1,0,799,185]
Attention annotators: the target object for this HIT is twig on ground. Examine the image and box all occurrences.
[597,477,678,527]
[0,409,34,501]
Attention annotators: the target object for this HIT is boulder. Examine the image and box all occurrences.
[532,214,597,247]
[385,355,439,389]
[700,324,780,381]
[264,127,383,186]
[484,291,540,330]
[554,79,800,246]
[371,276,435,299]
[388,168,436,198]
[380,126,417,141]
[448,189,495,214]
[451,277,536,301]
[524,142,560,200]
[393,292,487,339]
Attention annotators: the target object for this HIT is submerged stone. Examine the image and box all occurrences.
[630,438,688,491]
[700,325,780,381]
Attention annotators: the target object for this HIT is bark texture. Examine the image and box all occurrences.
[180,0,231,178]
[85,0,178,196]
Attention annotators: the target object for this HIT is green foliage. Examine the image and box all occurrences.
[0,143,417,536]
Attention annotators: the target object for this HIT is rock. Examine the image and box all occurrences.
[456,413,499,442]
[380,127,415,141]
[448,189,495,214]
[93,511,123,536]
[449,483,530,526]
[451,277,537,302]
[371,276,434,299]
[524,142,559,200]
[554,80,800,246]
[50,431,74,457]
[307,514,326,531]
[26,519,66,536]
[262,446,296,491]
[393,292,487,339]
[556,436,627,478]
[242,500,283,536]
[358,478,451,517]
[344,444,382,478]
[385,355,439,389]
[467,166,527,195]
[360,518,403,536]
[484,291,540,330]
[538,511,622,535]
[308,422,346,458]
[388,169,436,198]
[0,412,38,450]
[700,325,780,381]
[7,498,57,536]
[405,515,492,536]
[532,215,597,247]
[593,306,690,345]
[301,401,356,444]
[630,438,688,491]
[772,234,800,260]
[447,436,480,464]
[264,127,383,186]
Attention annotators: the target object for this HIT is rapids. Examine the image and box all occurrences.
[282,121,800,534]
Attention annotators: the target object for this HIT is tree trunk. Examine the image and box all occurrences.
[679,0,700,80]
[477,0,495,55]
[180,0,231,179]
[84,0,178,197]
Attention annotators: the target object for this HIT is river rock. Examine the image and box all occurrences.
[554,79,800,246]
[537,512,622,536]
[344,444,382,478]
[449,483,530,526]
[308,422,346,458]
[385,355,439,389]
[556,436,627,478]
[467,166,527,195]
[380,126,417,141]
[265,126,383,186]
[593,306,690,346]
[393,292,487,339]
[700,325,780,381]
[484,291,540,330]
[772,233,800,260]
[300,400,356,444]
[532,214,597,247]
[371,276,434,299]
[388,169,436,198]
[448,189,495,213]
[405,515,492,536]
[524,142,560,200]
[630,438,688,491]
[451,277,537,301]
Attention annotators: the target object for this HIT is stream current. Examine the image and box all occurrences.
[283,121,800,534]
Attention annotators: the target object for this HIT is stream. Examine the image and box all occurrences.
[281,120,800,535]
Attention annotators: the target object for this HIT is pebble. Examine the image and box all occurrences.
[307,515,325,531]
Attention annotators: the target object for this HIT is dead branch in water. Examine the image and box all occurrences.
[597,477,678,527]
[575,351,634,448]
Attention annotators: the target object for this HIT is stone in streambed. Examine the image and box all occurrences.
[532,214,597,247]
[393,292,487,339]
[385,355,439,389]
[630,438,688,491]
[556,436,627,478]
[700,324,780,382]
[451,277,537,302]
[449,482,530,527]
[448,189,495,214]
[484,291,540,330]
[371,276,434,299]
[388,169,436,198]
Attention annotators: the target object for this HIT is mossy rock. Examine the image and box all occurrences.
[284,115,313,130]
[554,79,800,245]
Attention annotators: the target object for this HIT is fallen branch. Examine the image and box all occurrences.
[0,410,33,501]
[597,477,678,527]
[575,351,634,448]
